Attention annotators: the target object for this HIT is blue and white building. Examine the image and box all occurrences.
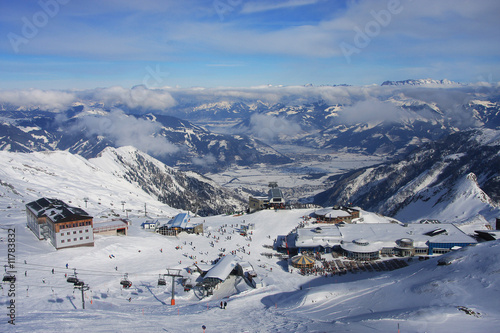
[157,213,204,236]
[286,222,477,259]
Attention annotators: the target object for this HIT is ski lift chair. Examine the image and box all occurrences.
[66,276,79,284]
[158,274,166,286]
[3,273,16,283]
[120,273,132,288]
[67,269,79,284]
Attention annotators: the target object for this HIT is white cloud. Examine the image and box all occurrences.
[76,109,179,156]
[90,86,176,111]
[192,153,217,166]
[338,99,406,125]
[0,89,76,111]
[248,113,302,141]
[241,0,320,14]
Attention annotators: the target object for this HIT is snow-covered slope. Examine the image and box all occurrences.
[0,148,246,218]
[393,172,497,224]
[276,239,500,332]
[0,145,499,332]
[0,150,179,219]
[1,200,499,332]
[90,146,247,216]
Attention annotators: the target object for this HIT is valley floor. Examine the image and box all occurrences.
[205,149,387,202]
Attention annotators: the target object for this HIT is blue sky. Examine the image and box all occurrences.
[1,0,500,89]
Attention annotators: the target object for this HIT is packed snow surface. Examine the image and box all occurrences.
[1,206,499,332]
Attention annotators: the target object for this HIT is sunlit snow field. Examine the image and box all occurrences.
[0,150,499,332]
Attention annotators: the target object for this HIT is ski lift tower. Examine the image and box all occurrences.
[269,182,278,189]
[74,282,89,309]
[165,268,183,305]
[66,270,89,309]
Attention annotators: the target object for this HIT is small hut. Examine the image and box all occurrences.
[290,255,315,269]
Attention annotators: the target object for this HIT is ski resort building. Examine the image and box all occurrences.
[248,195,268,213]
[268,187,285,209]
[26,198,94,250]
[285,222,477,259]
[248,182,286,212]
[475,218,500,241]
[26,198,66,240]
[200,255,263,291]
[141,219,160,231]
[93,219,129,236]
[314,206,360,223]
[203,254,239,286]
[157,213,204,236]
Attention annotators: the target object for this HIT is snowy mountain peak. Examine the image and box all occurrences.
[90,146,247,216]
[459,172,495,206]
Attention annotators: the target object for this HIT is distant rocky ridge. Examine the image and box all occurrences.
[313,128,500,223]
[91,146,247,216]
[1,81,499,164]
[0,109,290,172]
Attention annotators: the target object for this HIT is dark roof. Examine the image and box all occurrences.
[26,197,91,223]
[26,198,68,217]
[46,206,91,223]
[268,188,283,199]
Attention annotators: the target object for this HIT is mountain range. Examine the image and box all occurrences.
[1,80,499,221]
[0,109,290,172]
[313,128,500,224]
[0,146,247,217]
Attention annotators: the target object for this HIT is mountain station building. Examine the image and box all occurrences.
[284,222,477,260]
[249,183,286,213]
[314,206,360,223]
[157,213,204,236]
[26,197,94,250]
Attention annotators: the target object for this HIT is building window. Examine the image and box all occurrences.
[67,239,71,242]
[79,230,83,233]
[86,236,89,239]
[85,229,89,233]
[74,238,77,241]
[61,233,64,236]
[67,232,70,235]
[61,240,65,243]
[80,237,83,240]
[73,231,76,234]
